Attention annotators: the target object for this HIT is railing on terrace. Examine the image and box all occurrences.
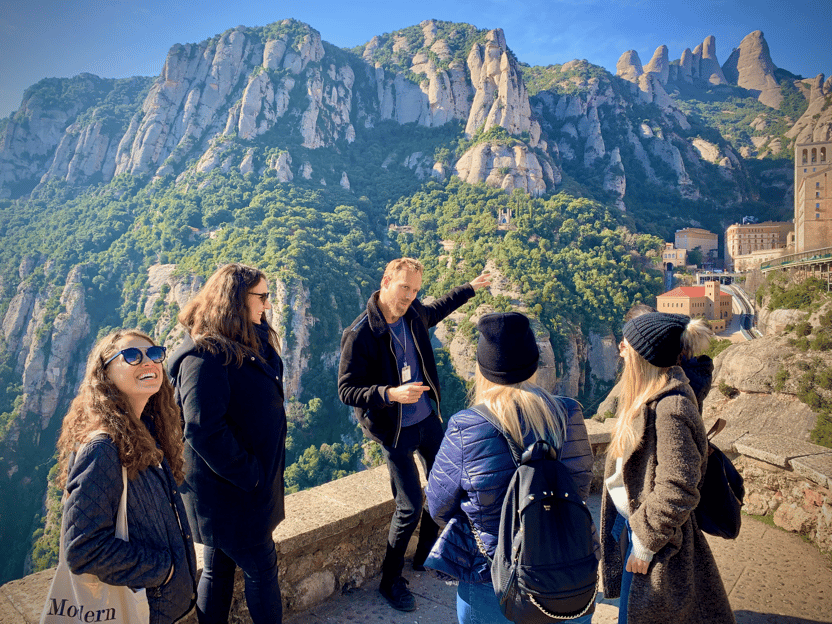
[760,246,832,271]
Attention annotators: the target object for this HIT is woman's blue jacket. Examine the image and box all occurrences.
[425,396,596,583]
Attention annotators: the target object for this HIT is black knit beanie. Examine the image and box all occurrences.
[623,312,689,367]
[476,312,539,384]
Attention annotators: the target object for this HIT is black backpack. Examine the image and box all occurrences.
[470,406,598,623]
[695,418,745,539]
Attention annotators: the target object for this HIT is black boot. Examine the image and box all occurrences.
[380,543,415,612]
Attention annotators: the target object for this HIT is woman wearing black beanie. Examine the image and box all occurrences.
[601,312,734,624]
[425,312,596,623]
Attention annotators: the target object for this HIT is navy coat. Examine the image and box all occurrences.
[425,396,596,582]
[169,329,287,549]
[64,432,197,624]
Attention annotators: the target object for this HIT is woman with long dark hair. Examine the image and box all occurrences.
[601,312,734,624]
[57,329,197,624]
[168,263,286,624]
[426,312,596,624]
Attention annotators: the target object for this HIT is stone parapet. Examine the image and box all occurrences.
[724,431,832,556]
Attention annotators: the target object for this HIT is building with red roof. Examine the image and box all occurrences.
[656,282,733,332]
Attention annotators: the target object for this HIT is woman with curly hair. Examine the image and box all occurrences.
[56,329,197,624]
[168,263,287,624]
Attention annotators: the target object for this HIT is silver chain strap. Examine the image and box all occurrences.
[468,517,492,563]
[469,517,597,621]
[528,576,598,620]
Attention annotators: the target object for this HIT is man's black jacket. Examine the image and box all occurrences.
[338,284,475,447]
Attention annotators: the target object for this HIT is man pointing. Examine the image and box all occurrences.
[338,257,490,612]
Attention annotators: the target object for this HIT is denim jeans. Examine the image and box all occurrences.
[197,541,281,624]
[618,518,634,624]
[457,581,593,624]
[381,414,444,579]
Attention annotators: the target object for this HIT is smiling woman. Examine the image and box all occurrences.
[53,329,198,624]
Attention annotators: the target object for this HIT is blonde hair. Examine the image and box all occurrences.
[56,329,185,487]
[178,263,279,366]
[680,317,714,358]
[382,257,423,285]
[473,367,567,452]
[608,342,668,458]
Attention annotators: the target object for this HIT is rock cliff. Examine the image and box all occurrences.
[786,73,832,143]
[721,30,782,108]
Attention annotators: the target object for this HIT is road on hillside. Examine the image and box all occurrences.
[722,284,757,340]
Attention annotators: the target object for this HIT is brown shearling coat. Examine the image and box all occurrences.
[601,367,735,624]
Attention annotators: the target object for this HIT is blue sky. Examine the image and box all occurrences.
[1,0,830,119]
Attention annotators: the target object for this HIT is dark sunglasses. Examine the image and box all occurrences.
[249,291,270,303]
[103,346,167,367]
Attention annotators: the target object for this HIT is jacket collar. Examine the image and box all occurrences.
[366,290,418,337]
[644,366,697,406]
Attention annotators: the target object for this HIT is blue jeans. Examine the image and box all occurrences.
[457,581,593,624]
[197,541,281,624]
[618,519,634,624]
[381,414,444,580]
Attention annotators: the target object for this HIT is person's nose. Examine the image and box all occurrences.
[264,297,272,310]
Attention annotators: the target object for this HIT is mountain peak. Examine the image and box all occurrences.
[722,30,782,108]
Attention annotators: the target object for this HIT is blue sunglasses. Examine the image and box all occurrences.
[103,346,167,367]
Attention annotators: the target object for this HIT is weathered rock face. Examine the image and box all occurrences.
[454,142,553,196]
[0,75,121,197]
[114,23,355,178]
[702,333,832,442]
[722,31,782,108]
[432,262,618,409]
[272,276,312,399]
[616,50,643,83]
[449,27,552,192]
[1,264,92,449]
[692,36,728,85]
[464,29,541,146]
[644,45,670,85]
[786,73,832,144]
[2,19,566,199]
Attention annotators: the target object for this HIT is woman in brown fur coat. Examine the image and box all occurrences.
[601,312,735,624]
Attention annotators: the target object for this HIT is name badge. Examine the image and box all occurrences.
[401,365,411,383]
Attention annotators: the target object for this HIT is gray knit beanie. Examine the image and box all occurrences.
[623,312,689,367]
[477,312,539,384]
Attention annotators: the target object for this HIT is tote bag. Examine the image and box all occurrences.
[41,460,150,624]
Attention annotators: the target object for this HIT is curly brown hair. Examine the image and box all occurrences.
[178,263,280,366]
[56,329,185,487]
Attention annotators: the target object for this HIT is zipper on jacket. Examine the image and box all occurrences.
[389,337,404,448]
[410,318,441,422]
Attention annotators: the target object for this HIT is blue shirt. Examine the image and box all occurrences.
[388,317,432,426]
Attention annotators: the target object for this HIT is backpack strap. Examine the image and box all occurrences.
[468,405,524,466]
[469,402,563,463]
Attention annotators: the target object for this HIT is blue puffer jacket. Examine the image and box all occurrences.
[425,396,596,583]
[63,429,197,624]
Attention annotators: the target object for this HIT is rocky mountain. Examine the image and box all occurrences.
[0,18,830,583]
[722,31,782,109]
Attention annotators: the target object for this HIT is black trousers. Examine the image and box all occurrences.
[380,414,443,581]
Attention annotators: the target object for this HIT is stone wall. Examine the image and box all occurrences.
[721,432,832,555]
[2,418,829,623]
